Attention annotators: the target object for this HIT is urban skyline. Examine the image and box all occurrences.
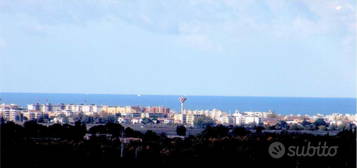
[2,101,356,130]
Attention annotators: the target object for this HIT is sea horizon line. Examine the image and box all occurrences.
[0,92,355,99]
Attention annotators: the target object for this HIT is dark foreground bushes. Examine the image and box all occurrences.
[1,121,356,168]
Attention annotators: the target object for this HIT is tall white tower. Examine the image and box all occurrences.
[178,96,187,114]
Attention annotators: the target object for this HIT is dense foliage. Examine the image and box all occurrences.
[1,121,355,168]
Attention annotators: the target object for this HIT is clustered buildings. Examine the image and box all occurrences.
[0,103,170,124]
[1,103,356,129]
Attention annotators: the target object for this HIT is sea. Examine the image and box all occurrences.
[0,92,355,115]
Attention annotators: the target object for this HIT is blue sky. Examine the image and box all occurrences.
[0,0,356,98]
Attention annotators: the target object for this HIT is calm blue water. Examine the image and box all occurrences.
[0,93,355,115]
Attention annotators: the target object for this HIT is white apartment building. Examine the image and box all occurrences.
[0,104,22,121]
[1,109,21,121]
[174,113,184,124]
[216,115,233,125]
[23,111,42,121]
[185,114,195,126]
[233,112,262,125]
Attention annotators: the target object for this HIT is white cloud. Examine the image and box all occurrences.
[1,0,354,35]
[0,0,355,51]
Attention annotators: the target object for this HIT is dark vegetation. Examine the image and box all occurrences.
[176,125,186,136]
[1,121,356,168]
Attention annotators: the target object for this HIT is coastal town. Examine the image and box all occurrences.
[1,97,356,134]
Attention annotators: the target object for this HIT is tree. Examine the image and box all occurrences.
[301,119,312,127]
[104,115,117,123]
[176,125,186,136]
[141,118,153,125]
[289,124,304,130]
[89,125,106,134]
[0,117,5,124]
[124,127,143,138]
[1,121,25,140]
[232,126,250,136]
[144,130,159,141]
[255,126,265,134]
[201,125,229,138]
[73,121,87,140]
[88,123,124,138]
[105,123,124,137]
[275,120,288,130]
[23,120,47,137]
[193,115,215,128]
[313,118,327,127]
